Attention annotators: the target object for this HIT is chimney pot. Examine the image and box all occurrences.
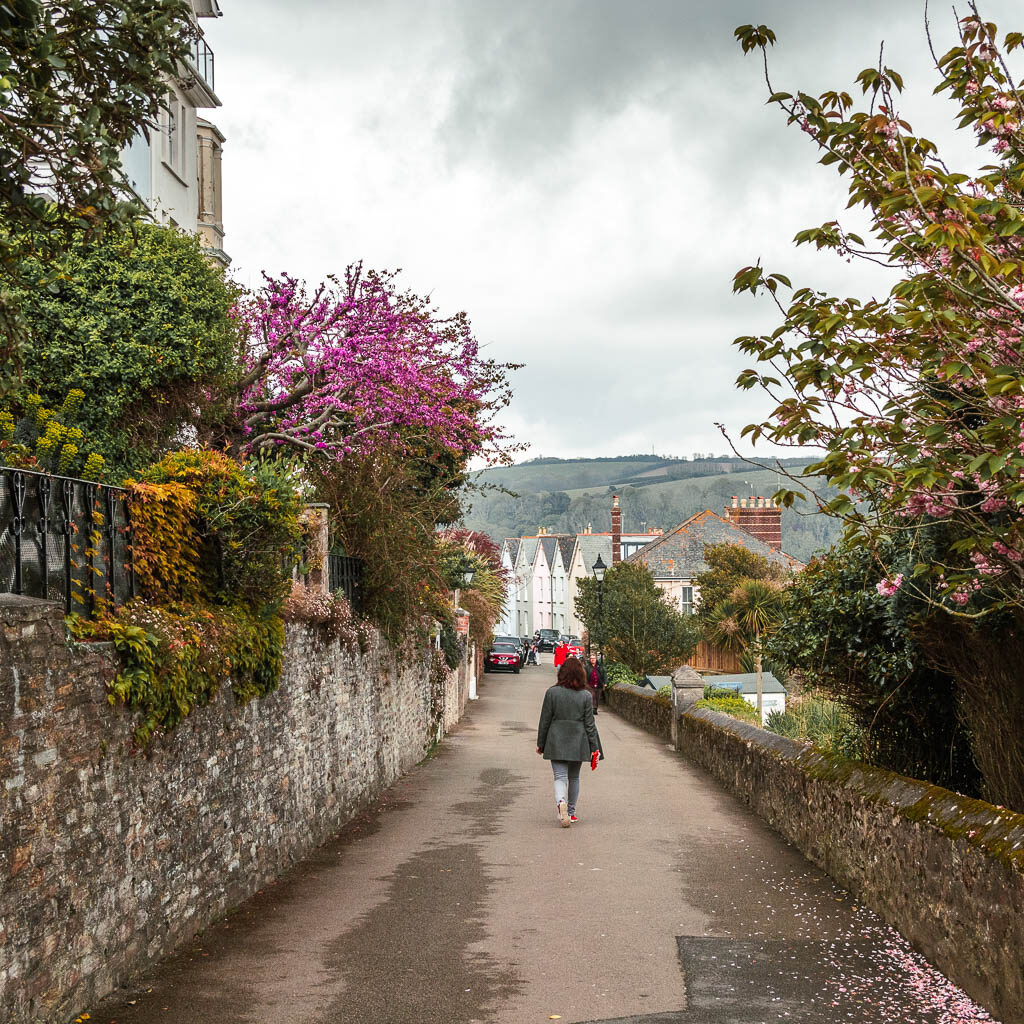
[731,496,739,508]
[726,492,783,550]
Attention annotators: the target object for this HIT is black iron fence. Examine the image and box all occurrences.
[328,552,364,608]
[0,466,132,615]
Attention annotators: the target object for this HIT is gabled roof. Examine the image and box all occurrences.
[539,536,558,569]
[625,509,802,580]
[518,537,539,571]
[572,535,613,574]
[557,536,575,571]
[503,537,521,565]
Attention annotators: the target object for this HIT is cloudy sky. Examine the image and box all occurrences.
[202,0,1021,462]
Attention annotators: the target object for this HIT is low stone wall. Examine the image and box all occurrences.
[0,596,469,1024]
[680,706,1024,1024]
[605,683,672,741]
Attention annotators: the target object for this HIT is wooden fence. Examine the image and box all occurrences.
[687,639,744,674]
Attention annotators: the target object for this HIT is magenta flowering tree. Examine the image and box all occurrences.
[732,13,1024,618]
[231,264,515,467]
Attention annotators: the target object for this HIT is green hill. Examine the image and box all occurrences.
[463,455,843,564]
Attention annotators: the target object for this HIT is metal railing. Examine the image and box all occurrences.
[191,37,216,93]
[328,552,364,608]
[0,467,133,615]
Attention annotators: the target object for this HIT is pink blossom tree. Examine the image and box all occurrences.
[733,11,1024,810]
[732,13,1024,618]
[231,264,515,468]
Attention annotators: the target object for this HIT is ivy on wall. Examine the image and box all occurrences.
[71,448,303,743]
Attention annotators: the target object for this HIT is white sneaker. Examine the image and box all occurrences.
[557,800,570,827]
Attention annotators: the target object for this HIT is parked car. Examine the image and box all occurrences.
[484,642,521,674]
[493,635,526,666]
[534,628,561,652]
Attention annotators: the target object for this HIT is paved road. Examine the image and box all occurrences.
[93,662,998,1024]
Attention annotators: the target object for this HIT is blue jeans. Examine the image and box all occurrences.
[551,760,581,814]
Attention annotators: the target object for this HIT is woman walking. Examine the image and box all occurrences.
[536,658,603,827]
[585,653,606,714]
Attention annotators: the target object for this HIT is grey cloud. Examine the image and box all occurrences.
[437,0,938,170]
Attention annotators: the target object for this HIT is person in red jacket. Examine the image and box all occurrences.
[553,640,569,668]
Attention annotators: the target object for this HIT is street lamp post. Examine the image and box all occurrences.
[592,553,606,657]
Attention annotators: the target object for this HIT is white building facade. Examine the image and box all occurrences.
[497,539,518,635]
[121,0,228,265]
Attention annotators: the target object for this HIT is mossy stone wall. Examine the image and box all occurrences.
[678,706,1024,1024]
[605,683,672,741]
[0,597,469,1024]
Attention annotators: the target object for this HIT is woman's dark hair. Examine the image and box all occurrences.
[556,658,587,690]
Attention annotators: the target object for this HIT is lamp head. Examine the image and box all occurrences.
[592,554,607,583]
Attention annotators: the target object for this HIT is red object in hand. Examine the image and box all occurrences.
[591,750,600,771]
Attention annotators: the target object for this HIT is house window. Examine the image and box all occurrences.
[680,586,694,616]
[165,99,178,168]
[163,93,187,176]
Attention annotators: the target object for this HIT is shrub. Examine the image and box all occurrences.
[18,223,240,479]
[0,388,105,478]
[439,619,463,670]
[316,451,452,641]
[767,535,982,796]
[281,581,369,653]
[694,694,760,724]
[764,695,866,761]
[604,662,638,688]
[136,449,303,609]
[73,448,304,743]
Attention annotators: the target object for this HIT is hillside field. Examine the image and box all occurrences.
[462,456,843,563]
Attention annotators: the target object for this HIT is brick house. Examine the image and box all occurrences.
[626,498,803,615]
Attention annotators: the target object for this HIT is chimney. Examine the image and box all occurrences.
[724,496,782,551]
[611,494,622,564]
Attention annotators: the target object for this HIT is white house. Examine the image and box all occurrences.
[497,538,518,635]
[120,0,228,265]
[566,533,611,637]
[514,536,540,636]
[565,527,662,636]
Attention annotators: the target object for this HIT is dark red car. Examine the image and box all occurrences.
[484,642,521,674]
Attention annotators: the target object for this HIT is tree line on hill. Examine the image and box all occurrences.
[464,478,843,562]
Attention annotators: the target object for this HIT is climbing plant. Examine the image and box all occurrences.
[72,449,304,743]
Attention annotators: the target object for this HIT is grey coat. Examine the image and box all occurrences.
[537,685,604,762]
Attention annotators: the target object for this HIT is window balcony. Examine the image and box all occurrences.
[183,36,220,108]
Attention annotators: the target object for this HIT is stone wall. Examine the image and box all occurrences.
[0,596,469,1024]
[605,683,672,741]
[607,686,1024,1024]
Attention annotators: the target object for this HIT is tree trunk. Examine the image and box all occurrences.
[755,640,763,721]
[919,614,1024,813]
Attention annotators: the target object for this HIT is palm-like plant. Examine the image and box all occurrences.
[704,580,785,718]
[732,579,784,718]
